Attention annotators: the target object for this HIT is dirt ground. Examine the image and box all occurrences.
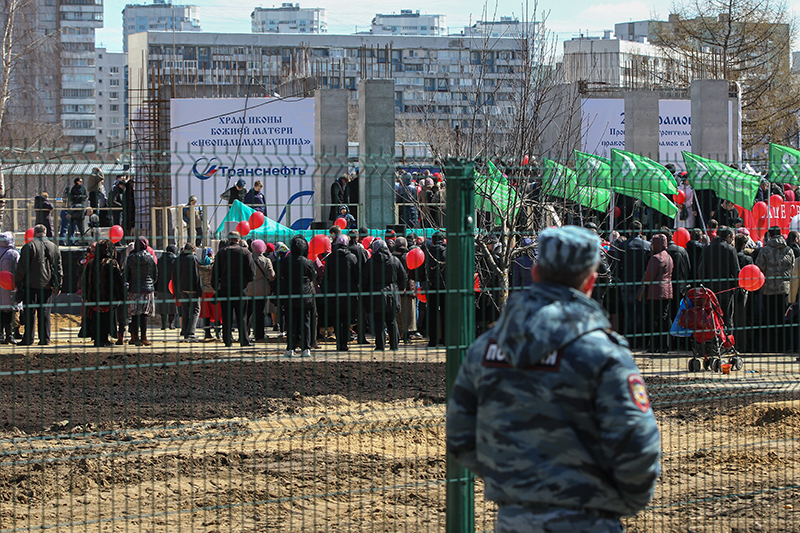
[1,347,800,532]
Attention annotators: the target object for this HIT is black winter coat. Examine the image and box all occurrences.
[212,243,255,296]
[174,251,201,296]
[613,235,651,285]
[423,240,447,289]
[156,251,177,294]
[667,242,691,298]
[364,246,407,314]
[84,257,125,307]
[329,179,348,221]
[699,238,740,292]
[126,250,158,293]
[277,237,316,307]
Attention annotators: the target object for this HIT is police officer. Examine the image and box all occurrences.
[447,226,660,533]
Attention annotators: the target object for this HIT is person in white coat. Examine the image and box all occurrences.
[674,173,697,229]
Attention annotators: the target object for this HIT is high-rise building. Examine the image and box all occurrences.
[95,48,127,150]
[251,3,327,34]
[59,0,104,150]
[122,0,201,52]
[370,10,446,36]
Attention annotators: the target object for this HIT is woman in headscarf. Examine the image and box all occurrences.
[391,236,416,344]
[156,244,178,330]
[198,247,220,341]
[364,238,407,351]
[639,233,673,353]
[125,236,158,346]
[0,232,21,344]
[245,239,275,343]
[84,239,125,347]
[277,235,316,357]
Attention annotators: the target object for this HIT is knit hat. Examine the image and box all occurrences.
[358,226,369,238]
[537,226,600,275]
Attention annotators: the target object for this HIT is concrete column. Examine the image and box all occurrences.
[358,79,395,230]
[314,89,349,223]
[691,80,739,164]
[624,90,660,159]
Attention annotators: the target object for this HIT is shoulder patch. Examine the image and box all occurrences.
[627,373,650,412]
[481,340,511,368]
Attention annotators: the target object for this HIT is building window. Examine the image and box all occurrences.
[110,104,119,111]
[110,79,120,86]
[110,92,119,99]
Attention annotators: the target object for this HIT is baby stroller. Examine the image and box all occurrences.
[676,286,743,373]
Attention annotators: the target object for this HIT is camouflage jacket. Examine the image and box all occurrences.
[446,281,661,517]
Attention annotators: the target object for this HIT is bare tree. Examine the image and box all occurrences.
[652,0,800,149]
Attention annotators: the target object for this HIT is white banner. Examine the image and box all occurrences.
[170,97,316,232]
[580,98,692,164]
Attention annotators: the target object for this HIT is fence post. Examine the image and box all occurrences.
[444,157,475,533]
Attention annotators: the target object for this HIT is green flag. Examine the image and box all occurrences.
[475,173,518,224]
[542,158,611,212]
[575,151,677,217]
[682,151,760,208]
[610,149,678,195]
[486,160,508,185]
[574,151,612,189]
[769,143,800,185]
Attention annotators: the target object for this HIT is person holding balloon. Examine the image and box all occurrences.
[674,172,697,230]
[334,205,357,230]
[0,232,21,344]
[83,240,125,348]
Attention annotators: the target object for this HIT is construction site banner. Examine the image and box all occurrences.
[580,98,693,164]
[170,97,316,232]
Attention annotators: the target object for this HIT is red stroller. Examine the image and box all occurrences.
[678,286,743,372]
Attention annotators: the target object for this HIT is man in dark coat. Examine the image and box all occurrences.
[174,243,202,341]
[34,193,55,237]
[109,177,126,227]
[423,231,447,347]
[277,234,317,356]
[364,238,407,351]
[699,226,740,327]
[329,175,350,222]
[15,225,63,346]
[685,228,705,282]
[610,221,651,346]
[396,173,419,229]
[222,178,247,206]
[67,177,88,245]
[243,180,267,213]
[661,227,690,314]
[322,235,360,351]
[212,231,255,347]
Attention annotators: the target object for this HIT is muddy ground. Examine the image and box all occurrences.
[1,350,800,532]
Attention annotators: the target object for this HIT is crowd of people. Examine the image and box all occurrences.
[32,168,136,247]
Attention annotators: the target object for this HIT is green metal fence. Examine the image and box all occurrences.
[0,146,799,532]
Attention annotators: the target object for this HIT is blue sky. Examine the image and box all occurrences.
[95,0,657,53]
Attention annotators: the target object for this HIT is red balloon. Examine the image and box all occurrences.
[522,155,530,166]
[417,186,422,194]
[770,194,784,205]
[674,227,691,248]
[406,248,425,270]
[361,236,374,249]
[739,264,765,291]
[109,225,124,243]
[249,211,265,230]
[309,234,328,255]
[24,228,34,244]
[168,279,175,295]
[416,287,427,303]
[474,272,481,293]
[752,201,768,219]
[236,221,250,236]
[0,271,14,291]
[673,190,686,205]
[433,172,442,178]
[334,217,347,229]
[613,206,622,218]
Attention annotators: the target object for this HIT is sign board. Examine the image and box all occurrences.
[580,98,693,163]
[170,97,316,232]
